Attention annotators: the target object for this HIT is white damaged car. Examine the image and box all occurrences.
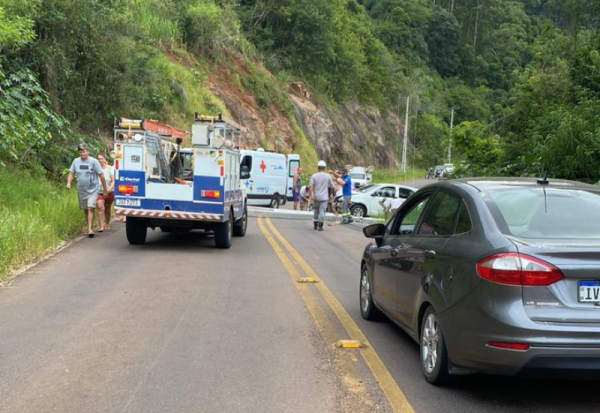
[349,184,417,218]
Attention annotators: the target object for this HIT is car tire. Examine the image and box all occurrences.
[215,210,233,249]
[233,204,247,237]
[270,195,280,209]
[351,204,367,218]
[360,265,381,320]
[420,307,450,385]
[126,217,147,245]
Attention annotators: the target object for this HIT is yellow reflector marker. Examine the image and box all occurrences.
[336,340,363,349]
[297,277,319,283]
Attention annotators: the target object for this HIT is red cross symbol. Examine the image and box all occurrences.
[260,160,266,173]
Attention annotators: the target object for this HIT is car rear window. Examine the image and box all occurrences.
[485,187,600,239]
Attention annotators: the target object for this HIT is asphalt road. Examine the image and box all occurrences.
[1,213,599,413]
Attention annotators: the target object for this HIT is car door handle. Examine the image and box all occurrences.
[424,250,436,260]
[372,246,398,256]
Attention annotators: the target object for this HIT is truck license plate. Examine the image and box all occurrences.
[115,198,141,207]
[579,280,600,303]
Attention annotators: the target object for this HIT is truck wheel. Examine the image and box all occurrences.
[126,217,147,245]
[270,195,280,209]
[215,210,233,249]
[233,205,247,237]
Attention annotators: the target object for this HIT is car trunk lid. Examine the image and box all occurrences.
[509,236,600,324]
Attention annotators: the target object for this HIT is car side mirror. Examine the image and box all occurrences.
[363,223,386,247]
[363,223,386,238]
[240,166,250,180]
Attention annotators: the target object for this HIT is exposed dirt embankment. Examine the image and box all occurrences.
[207,58,401,168]
[207,58,298,153]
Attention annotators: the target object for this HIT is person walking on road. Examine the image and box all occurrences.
[338,167,353,224]
[96,153,115,232]
[67,143,109,238]
[309,160,334,231]
[292,167,303,210]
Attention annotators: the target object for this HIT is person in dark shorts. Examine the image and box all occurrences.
[292,167,303,210]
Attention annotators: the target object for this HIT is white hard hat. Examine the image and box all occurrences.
[317,160,327,168]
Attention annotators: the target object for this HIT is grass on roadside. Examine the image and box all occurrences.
[0,167,83,282]
[372,168,427,185]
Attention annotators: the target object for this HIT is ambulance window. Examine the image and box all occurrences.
[289,160,300,177]
[241,155,252,172]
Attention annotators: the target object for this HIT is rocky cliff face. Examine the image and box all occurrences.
[290,94,400,168]
[208,59,402,169]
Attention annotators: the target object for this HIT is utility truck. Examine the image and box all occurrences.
[349,166,373,189]
[113,114,248,248]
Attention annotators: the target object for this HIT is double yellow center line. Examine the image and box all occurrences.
[257,217,415,413]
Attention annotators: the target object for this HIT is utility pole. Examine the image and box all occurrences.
[395,97,401,182]
[402,95,410,174]
[447,107,455,163]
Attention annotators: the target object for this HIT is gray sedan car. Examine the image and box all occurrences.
[360,178,600,384]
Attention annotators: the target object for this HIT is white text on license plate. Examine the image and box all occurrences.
[115,199,141,207]
[579,281,600,302]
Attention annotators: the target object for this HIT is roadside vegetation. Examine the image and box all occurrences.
[372,168,427,185]
[0,169,82,282]
[2,0,600,276]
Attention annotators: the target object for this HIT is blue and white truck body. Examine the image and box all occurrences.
[113,114,247,248]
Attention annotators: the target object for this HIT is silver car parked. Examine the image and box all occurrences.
[360,178,600,384]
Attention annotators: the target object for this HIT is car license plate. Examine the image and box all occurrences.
[579,280,600,303]
[115,198,141,207]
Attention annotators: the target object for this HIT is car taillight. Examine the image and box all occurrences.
[201,190,221,199]
[477,253,564,286]
[118,185,138,195]
[487,341,530,351]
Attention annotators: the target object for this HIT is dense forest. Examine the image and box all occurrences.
[1,0,600,181]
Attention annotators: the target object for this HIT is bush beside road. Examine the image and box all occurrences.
[0,168,83,282]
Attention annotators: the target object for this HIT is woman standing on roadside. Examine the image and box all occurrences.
[96,153,115,232]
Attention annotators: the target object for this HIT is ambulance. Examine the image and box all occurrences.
[239,149,300,208]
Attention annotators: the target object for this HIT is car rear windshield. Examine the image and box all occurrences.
[485,187,600,239]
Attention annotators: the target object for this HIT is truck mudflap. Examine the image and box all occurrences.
[115,208,223,221]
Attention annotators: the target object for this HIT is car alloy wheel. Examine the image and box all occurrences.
[420,307,449,384]
[422,313,439,374]
[351,204,366,218]
[360,270,371,314]
[360,266,380,320]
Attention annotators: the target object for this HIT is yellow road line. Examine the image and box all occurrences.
[257,218,373,406]
[264,218,416,413]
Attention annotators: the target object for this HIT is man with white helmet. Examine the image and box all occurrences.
[309,160,334,231]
